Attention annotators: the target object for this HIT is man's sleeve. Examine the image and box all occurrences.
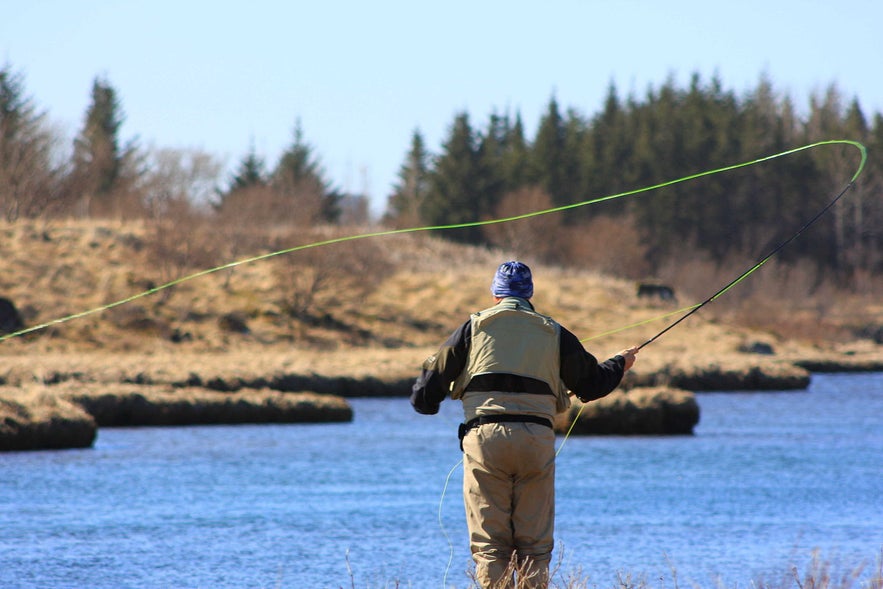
[559,326,626,402]
[409,320,471,415]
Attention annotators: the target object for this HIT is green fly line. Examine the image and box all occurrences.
[433,139,867,584]
[2,140,867,588]
[0,139,866,345]
[553,139,867,456]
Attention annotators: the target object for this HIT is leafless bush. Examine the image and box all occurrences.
[143,207,221,302]
[218,178,325,229]
[137,148,226,300]
[142,147,221,208]
[483,187,568,262]
[0,66,69,221]
[465,551,552,589]
[654,245,727,304]
[558,213,649,279]
[270,227,393,335]
[653,250,859,342]
[211,184,305,289]
[337,193,371,225]
[483,190,650,277]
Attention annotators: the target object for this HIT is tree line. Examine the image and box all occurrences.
[0,63,357,226]
[386,73,881,286]
[1,62,881,289]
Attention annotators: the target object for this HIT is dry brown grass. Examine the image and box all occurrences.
[0,219,880,381]
[383,549,883,589]
[0,385,91,422]
[0,384,97,450]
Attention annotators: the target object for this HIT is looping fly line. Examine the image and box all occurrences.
[0,139,867,344]
[553,139,866,457]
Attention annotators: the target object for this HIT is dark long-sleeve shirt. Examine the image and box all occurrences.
[410,317,626,415]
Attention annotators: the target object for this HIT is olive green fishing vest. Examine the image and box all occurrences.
[451,297,571,413]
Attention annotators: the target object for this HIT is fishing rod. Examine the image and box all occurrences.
[637,178,861,351]
[557,143,866,458]
[436,141,868,589]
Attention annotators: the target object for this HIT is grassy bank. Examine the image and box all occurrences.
[0,220,880,378]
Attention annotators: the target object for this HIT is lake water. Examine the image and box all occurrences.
[1,373,881,589]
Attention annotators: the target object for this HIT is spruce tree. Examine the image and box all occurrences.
[737,75,791,256]
[398,73,882,280]
[588,81,629,202]
[421,112,485,243]
[475,112,507,216]
[71,76,138,217]
[562,108,589,209]
[626,80,683,264]
[499,112,531,193]
[213,142,269,214]
[385,129,429,227]
[531,96,570,206]
[229,143,268,192]
[804,84,852,270]
[272,121,340,224]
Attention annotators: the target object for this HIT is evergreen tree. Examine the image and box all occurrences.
[867,113,883,278]
[626,77,686,264]
[214,142,269,212]
[562,107,589,209]
[405,73,880,281]
[733,76,774,254]
[229,142,268,192]
[385,128,429,227]
[272,121,340,224]
[530,96,571,206]
[804,84,852,270]
[71,76,138,217]
[421,112,486,243]
[475,111,508,215]
[585,82,624,205]
[738,77,811,260]
[499,112,531,193]
[837,97,873,276]
[680,73,742,261]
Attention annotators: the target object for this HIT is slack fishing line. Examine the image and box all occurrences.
[0,139,866,345]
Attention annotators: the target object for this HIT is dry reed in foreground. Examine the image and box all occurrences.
[340,549,883,589]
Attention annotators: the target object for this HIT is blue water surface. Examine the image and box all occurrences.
[0,373,881,588]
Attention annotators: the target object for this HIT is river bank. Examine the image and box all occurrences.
[2,344,881,451]
[1,221,881,449]
[0,382,353,451]
[7,346,880,395]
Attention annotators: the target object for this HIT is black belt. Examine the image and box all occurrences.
[457,414,554,451]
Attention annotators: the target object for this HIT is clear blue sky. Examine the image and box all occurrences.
[3,0,881,216]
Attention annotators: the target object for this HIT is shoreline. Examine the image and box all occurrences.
[1,346,880,451]
[4,345,882,394]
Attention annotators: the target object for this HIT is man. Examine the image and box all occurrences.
[410,261,638,588]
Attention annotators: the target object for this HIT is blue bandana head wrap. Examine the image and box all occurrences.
[490,261,533,299]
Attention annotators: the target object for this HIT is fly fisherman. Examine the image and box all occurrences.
[410,261,638,589]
